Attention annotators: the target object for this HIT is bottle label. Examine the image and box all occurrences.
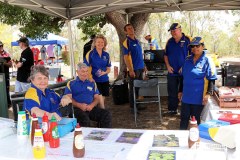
[22,120,28,135]
[52,126,59,139]
[75,135,84,149]
[34,136,44,148]
[190,127,199,141]
[42,122,48,134]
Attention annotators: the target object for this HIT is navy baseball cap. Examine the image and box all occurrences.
[17,37,29,43]
[189,37,204,45]
[168,23,181,31]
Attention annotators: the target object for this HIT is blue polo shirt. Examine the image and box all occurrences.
[181,51,217,105]
[123,36,145,71]
[64,77,99,104]
[148,37,159,50]
[84,48,111,82]
[23,84,62,120]
[163,33,192,76]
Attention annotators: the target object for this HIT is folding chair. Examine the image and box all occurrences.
[133,78,162,127]
[59,103,75,118]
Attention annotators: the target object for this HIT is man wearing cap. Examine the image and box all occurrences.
[83,35,96,60]
[145,35,159,50]
[0,41,12,107]
[123,24,148,114]
[13,37,34,93]
[163,23,192,116]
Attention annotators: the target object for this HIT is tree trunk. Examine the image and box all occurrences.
[105,12,150,80]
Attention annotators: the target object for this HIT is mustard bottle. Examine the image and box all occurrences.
[33,124,45,159]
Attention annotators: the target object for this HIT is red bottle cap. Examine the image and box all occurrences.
[192,116,196,122]
[32,112,37,118]
[76,123,81,128]
[36,124,41,129]
[43,112,48,118]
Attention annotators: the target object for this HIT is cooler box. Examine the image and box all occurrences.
[111,81,129,105]
[218,113,240,124]
[199,119,230,140]
[26,117,77,137]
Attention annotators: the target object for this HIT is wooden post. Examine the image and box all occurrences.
[114,66,118,79]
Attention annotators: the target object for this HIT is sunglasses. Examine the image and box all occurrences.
[0,45,3,47]
[190,45,201,48]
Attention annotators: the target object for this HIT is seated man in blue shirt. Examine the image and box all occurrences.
[23,65,72,121]
[65,62,112,128]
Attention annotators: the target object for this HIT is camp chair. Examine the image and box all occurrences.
[133,78,162,127]
[59,103,75,118]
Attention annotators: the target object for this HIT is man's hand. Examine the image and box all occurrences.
[129,70,135,78]
[202,93,211,105]
[78,103,88,111]
[86,104,94,112]
[60,95,72,107]
[178,92,183,101]
[88,78,95,82]
[47,112,62,121]
[167,65,174,73]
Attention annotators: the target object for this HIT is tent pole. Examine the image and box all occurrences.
[11,46,13,78]
[67,20,76,78]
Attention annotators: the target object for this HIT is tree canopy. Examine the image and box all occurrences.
[0,3,65,40]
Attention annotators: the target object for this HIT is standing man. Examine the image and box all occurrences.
[163,23,192,116]
[0,41,12,108]
[123,24,147,114]
[13,37,34,94]
[83,35,96,60]
[144,35,159,50]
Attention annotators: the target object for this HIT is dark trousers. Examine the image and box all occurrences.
[6,79,11,107]
[74,106,112,128]
[128,69,144,108]
[167,75,181,111]
[180,102,204,130]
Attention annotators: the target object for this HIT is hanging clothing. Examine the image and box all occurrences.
[47,45,55,58]
[40,46,47,60]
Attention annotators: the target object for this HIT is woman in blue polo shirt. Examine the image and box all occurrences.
[178,37,217,130]
[84,34,111,109]
[23,65,72,121]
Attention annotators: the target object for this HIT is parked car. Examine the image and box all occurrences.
[204,50,220,67]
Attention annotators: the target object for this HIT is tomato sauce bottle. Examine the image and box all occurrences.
[188,116,200,148]
[42,112,49,142]
[49,115,60,148]
[31,113,38,146]
[73,123,85,158]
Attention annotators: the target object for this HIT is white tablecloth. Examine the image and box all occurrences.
[0,119,236,160]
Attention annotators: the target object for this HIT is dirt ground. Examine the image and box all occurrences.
[8,89,181,130]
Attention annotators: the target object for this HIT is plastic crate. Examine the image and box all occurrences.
[214,86,240,109]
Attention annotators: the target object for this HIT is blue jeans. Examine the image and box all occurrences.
[180,102,204,130]
[14,80,30,93]
[167,75,181,111]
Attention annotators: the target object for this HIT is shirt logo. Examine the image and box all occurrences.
[180,42,184,47]
[103,56,107,61]
[50,98,56,104]
[133,44,137,46]
[87,86,93,91]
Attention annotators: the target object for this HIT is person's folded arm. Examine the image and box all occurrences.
[31,107,61,121]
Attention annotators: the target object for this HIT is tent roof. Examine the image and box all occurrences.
[11,33,69,46]
[2,0,240,20]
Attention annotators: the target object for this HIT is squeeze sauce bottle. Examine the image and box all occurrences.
[33,124,45,159]
[73,123,85,158]
[42,112,50,142]
[188,116,200,148]
[49,115,60,148]
[31,113,38,146]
